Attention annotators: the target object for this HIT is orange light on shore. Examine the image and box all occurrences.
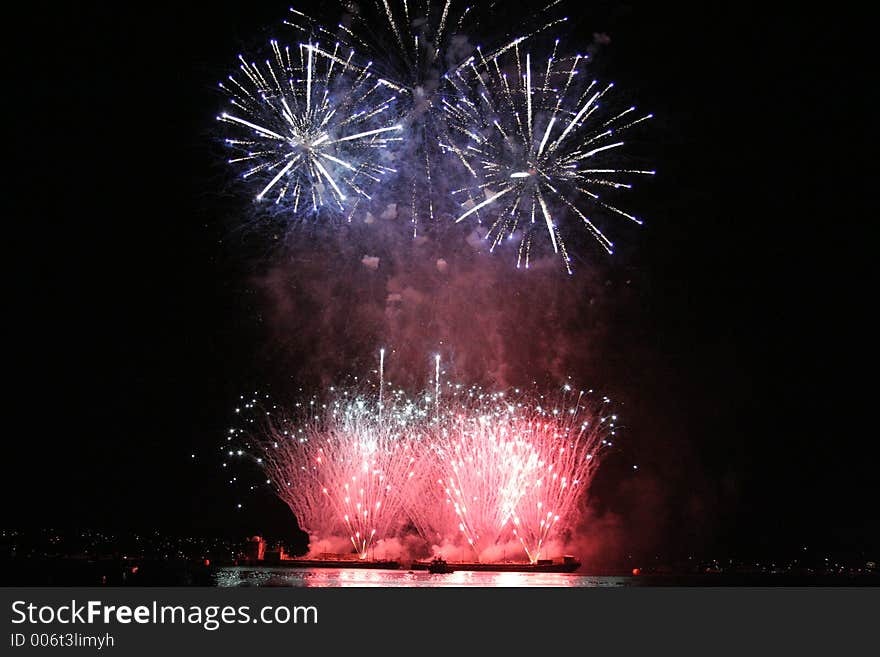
[632,568,641,576]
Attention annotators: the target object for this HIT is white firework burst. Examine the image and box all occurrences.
[284,2,571,234]
[218,40,402,221]
[443,40,654,272]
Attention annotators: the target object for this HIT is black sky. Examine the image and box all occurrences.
[6,2,874,562]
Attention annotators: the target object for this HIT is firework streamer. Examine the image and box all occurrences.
[378,347,385,413]
[396,422,457,547]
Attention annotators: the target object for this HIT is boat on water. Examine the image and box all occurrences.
[412,555,581,573]
[427,557,454,574]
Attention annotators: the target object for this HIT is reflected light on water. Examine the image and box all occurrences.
[214,567,628,587]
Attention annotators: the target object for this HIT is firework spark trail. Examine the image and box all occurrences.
[218,40,402,223]
[444,42,654,272]
[396,427,458,545]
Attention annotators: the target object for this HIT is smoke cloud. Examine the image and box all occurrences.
[254,200,617,391]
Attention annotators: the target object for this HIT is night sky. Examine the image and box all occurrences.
[6,2,873,564]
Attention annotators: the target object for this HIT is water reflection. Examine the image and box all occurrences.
[214,567,629,587]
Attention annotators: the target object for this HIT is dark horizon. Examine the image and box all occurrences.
[5,1,874,569]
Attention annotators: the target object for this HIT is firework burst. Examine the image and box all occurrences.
[285,2,570,234]
[226,365,619,562]
[443,41,654,272]
[245,389,429,558]
[218,40,402,223]
[508,390,612,563]
[433,404,544,555]
[424,385,612,561]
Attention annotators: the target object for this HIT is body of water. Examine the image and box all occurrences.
[214,566,879,587]
[4,561,875,586]
[214,566,630,587]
